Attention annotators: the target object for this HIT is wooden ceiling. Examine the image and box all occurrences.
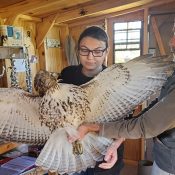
[0,0,175,24]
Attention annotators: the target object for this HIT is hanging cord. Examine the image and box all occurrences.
[9,56,20,88]
[0,66,5,78]
[169,18,175,61]
[24,45,32,93]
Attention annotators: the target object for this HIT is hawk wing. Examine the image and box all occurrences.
[81,54,175,123]
[0,88,51,144]
[35,54,175,174]
[0,88,112,174]
[0,54,174,174]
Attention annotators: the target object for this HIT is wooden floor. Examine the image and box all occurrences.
[120,164,138,175]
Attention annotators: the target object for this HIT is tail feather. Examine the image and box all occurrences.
[35,128,112,174]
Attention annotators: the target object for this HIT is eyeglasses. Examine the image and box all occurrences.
[79,48,107,57]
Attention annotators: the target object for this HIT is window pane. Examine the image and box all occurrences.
[128,30,140,41]
[113,20,142,63]
[128,21,141,29]
[115,44,127,50]
[115,50,140,63]
[127,44,140,49]
[114,31,127,43]
[114,23,127,30]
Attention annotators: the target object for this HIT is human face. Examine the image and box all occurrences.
[78,36,109,76]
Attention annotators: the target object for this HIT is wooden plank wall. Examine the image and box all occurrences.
[2,5,173,165]
[44,25,68,72]
[1,20,68,88]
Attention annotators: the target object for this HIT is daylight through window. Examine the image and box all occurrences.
[114,21,142,63]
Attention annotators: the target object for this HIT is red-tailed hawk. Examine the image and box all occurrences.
[0,54,174,174]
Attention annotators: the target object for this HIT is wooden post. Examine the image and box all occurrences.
[143,8,149,55]
[151,16,166,55]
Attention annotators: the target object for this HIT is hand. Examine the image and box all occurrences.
[68,123,100,143]
[98,138,125,169]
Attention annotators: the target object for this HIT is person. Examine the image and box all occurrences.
[72,69,175,175]
[59,26,125,175]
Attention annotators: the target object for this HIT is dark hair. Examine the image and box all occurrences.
[77,26,109,49]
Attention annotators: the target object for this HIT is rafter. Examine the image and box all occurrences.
[151,16,166,55]
[65,0,174,27]
[36,13,59,48]
[4,15,20,25]
[0,0,93,19]
[55,0,156,23]
[19,14,42,22]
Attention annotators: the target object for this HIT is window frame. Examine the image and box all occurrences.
[113,21,143,63]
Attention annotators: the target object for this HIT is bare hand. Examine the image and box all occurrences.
[98,138,125,169]
[68,123,100,143]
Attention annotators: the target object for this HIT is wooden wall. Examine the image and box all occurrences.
[44,25,68,72]
[1,4,174,165]
[1,21,68,89]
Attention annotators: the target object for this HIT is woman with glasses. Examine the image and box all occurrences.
[59,26,125,175]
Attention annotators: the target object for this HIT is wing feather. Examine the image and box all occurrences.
[0,54,174,174]
[0,88,51,144]
[81,55,175,123]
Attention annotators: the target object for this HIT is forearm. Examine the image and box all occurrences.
[99,89,175,139]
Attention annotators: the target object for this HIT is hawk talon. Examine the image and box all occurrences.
[72,140,83,155]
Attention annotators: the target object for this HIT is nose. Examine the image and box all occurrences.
[87,51,94,59]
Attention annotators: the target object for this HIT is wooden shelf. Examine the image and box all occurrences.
[0,46,24,59]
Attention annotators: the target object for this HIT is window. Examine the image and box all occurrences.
[114,21,142,63]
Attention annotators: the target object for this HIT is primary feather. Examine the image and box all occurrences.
[0,54,174,174]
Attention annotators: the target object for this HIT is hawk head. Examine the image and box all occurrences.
[34,70,58,96]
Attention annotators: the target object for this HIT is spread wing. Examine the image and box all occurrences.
[0,87,113,174]
[0,54,174,174]
[81,54,175,123]
[35,54,175,174]
[0,88,51,145]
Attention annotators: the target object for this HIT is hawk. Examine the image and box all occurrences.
[0,54,174,174]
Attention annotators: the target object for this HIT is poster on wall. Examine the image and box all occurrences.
[29,55,38,63]
[14,59,26,72]
[46,38,60,48]
[0,25,23,46]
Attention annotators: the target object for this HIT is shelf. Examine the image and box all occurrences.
[0,46,23,48]
[0,46,24,59]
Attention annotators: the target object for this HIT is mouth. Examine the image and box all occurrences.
[85,62,96,66]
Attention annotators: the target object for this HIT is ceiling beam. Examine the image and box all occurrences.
[18,14,42,22]
[0,0,93,19]
[22,0,94,18]
[4,15,20,25]
[67,0,174,27]
[55,0,158,23]
[151,16,166,55]
[0,0,59,18]
[105,0,175,18]
[3,14,42,25]
[36,13,58,48]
